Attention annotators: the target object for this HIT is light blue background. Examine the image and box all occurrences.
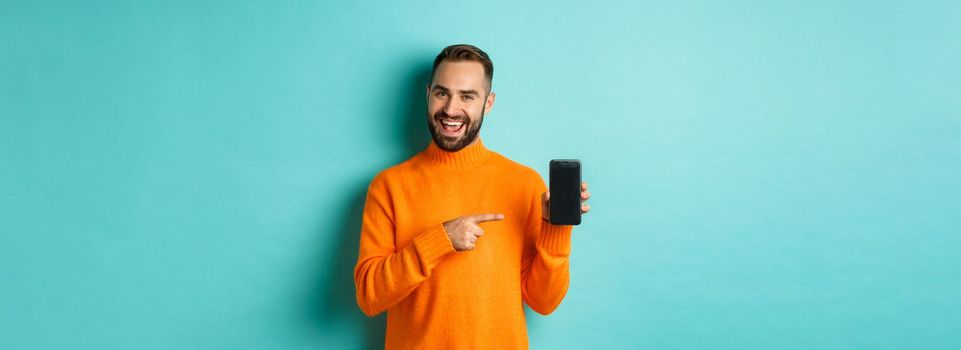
[2,1,959,349]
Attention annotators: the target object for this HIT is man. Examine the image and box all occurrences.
[353,44,591,349]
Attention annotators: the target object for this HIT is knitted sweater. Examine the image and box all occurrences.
[354,138,574,349]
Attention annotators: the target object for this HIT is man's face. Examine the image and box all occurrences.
[426,60,495,152]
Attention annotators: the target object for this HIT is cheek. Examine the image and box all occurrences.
[472,104,486,119]
[470,103,485,115]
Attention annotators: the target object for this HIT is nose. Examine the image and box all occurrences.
[442,97,463,117]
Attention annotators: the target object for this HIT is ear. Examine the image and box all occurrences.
[485,92,496,115]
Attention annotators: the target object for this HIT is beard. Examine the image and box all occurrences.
[427,106,485,152]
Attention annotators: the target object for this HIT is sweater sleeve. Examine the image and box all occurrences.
[353,175,456,317]
[520,176,574,315]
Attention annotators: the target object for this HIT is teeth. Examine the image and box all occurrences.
[442,121,463,126]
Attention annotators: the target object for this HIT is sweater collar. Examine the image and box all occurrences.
[421,138,492,167]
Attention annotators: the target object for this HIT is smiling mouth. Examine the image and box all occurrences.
[437,118,465,136]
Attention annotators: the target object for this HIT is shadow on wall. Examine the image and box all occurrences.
[310,59,432,349]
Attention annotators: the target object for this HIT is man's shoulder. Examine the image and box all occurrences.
[369,157,417,187]
[489,151,543,184]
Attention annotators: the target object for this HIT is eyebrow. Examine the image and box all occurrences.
[432,84,480,96]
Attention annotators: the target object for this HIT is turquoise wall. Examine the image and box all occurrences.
[2,1,959,349]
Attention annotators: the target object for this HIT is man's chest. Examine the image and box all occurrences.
[388,169,532,251]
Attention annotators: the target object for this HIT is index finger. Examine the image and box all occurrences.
[469,213,505,223]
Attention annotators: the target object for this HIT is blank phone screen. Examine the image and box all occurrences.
[549,160,581,225]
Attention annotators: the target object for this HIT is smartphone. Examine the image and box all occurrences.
[549,159,581,225]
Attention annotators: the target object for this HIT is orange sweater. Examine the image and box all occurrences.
[354,139,574,349]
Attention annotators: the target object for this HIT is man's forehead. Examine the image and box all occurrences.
[431,60,487,91]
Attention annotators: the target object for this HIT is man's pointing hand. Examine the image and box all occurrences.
[443,213,505,251]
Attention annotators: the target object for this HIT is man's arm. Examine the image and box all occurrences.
[520,216,573,315]
[520,180,590,315]
[353,176,456,317]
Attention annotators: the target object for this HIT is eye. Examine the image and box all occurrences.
[463,95,474,101]
[435,91,448,97]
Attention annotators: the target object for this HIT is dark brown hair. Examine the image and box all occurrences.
[429,44,494,92]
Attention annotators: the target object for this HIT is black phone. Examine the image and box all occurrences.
[549,159,581,225]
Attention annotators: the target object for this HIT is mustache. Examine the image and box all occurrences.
[433,111,469,122]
